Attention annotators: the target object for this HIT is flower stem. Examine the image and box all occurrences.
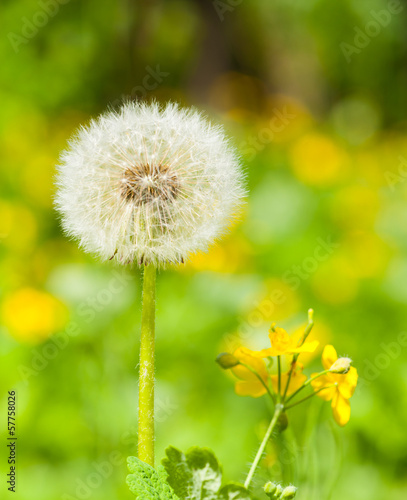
[277,356,282,401]
[138,264,156,466]
[282,309,314,402]
[298,308,314,346]
[244,404,284,489]
[284,385,335,410]
[240,363,276,403]
[284,369,330,405]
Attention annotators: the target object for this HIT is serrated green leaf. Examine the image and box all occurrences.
[218,484,252,500]
[186,447,222,499]
[126,456,180,500]
[161,447,192,499]
[162,446,222,500]
[157,464,173,484]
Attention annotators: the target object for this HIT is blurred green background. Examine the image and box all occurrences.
[1,0,407,499]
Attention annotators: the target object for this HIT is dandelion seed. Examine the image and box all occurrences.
[55,101,245,267]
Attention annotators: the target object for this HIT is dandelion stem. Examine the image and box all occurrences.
[244,404,283,489]
[138,264,156,466]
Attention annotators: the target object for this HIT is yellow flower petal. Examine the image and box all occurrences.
[292,340,319,354]
[249,347,275,358]
[310,373,336,401]
[271,364,307,396]
[235,380,267,398]
[338,367,358,399]
[331,392,351,426]
[256,328,320,356]
[322,345,338,371]
[246,325,318,358]
[232,347,268,382]
[268,327,292,355]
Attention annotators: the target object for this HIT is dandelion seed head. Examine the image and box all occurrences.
[55,101,245,267]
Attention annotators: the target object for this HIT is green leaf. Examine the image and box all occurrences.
[218,483,252,500]
[162,446,222,500]
[161,447,192,499]
[126,456,180,500]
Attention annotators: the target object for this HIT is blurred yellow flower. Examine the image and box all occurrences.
[290,132,349,187]
[232,347,269,398]
[355,151,385,189]
[343,232,390,279]
[1,288,68,344]
[271,363,306,396]
[330,185,380,230]
[311,256,359,305]
[22,154,55,208]
[260,278,301,322]
[0,201,37,253]
[250,326,318,357]
[185,234,252,273]
[311,345,358,426]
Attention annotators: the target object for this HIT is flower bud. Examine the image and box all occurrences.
[276,412,288,432]
[329,357,352,374]
[264,482,283,498]
[280,485,297,499]
[216,352,240,369]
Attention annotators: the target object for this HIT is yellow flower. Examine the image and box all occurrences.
[1,288,68,344]
[290,132,349,187]
[232,347,269,398]
[251,326,319,357]
[271,363,307,396]
[311,345,358,426]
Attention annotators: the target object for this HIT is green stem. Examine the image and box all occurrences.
[282,361,294,402]
[244,404,283,489]
[284,369,330,405]
[284,385,335,410]
[282,309,314,402]
[277,356,282,401]
[240,363,276,404]
[298,308,314,347]
[138,264,156,466]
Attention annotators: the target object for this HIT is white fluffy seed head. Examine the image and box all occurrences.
[55,101,246,267]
